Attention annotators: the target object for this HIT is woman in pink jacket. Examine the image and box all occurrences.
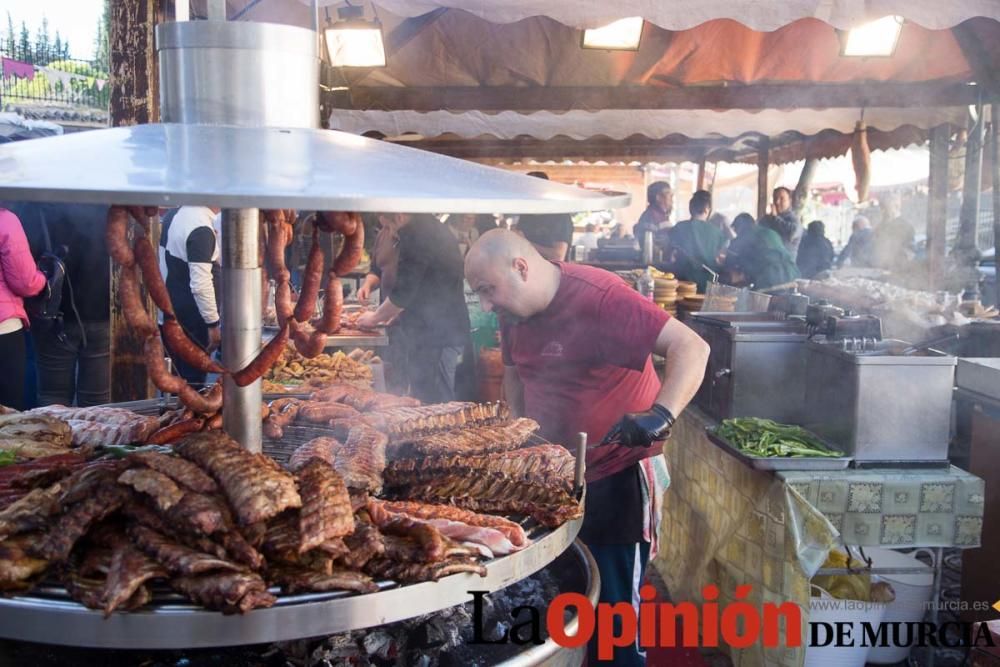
[0,208,46,409]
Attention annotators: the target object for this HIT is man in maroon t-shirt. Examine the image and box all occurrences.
[466,230,709,666]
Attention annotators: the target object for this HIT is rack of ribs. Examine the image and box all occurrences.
[288,436,341,473]
[126,451,218,494]
[295,460,355,553]
[175,432,301,526]
[334,425,388,493]
[384,443,575,491]
[399,418,538,457]
[363,556,487,583]
[269,564,378,595]
[345,402,510,441]
[171,571,276,614]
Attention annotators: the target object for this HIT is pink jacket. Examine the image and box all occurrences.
[0,209,46,326]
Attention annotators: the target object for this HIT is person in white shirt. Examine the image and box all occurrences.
[159,206,221,386]
[576,223,601,252]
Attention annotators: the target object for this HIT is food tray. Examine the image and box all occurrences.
[705,427,852,471]
[262,326,389,348]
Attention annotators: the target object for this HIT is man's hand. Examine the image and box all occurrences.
[356,312,379,330]
[600,404,675,448]
[356,284,372,303]
[207,325,222,353]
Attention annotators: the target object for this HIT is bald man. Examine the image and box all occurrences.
[465,230,709,666]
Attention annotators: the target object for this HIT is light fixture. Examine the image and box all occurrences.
[582,17,644,51]
[841,15,903,57]
[324,5,386,68]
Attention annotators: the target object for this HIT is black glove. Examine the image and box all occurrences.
[600,404,675,448]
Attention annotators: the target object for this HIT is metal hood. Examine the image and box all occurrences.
[0,122,629,213]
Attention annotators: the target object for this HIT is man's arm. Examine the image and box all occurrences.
[502,365,525,417]
[651,317,710,417]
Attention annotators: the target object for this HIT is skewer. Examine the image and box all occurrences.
[574,432,587,495]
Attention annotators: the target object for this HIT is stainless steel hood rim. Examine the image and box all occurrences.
[156,20,319,53]
[0,123,631,214]
[0,516,583,649]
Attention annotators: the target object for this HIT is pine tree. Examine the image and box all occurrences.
[93,0,111,71]
[35,16,50,65]
[53,31,63,62]
[5,12,15,56]
[18,20,30,63]
[61,39,70,61]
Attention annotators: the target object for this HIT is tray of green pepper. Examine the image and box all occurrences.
[706,417,852,470]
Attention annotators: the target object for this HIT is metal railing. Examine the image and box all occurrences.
[0,40,109,110]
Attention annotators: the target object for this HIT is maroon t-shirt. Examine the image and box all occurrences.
[501,263,670,482]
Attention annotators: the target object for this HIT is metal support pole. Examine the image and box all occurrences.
[221,208,262,453]
[927,125,950,289]
[992,104,1000,309]
[757,138,770,220]
[958,102,985,269]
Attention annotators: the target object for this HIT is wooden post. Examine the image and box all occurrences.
[794,157,818,218]
[993,104,1000,308]
[926,125,950,289]
[957,103,985,267]
[696,156,706,191]
[756,138,770,220]
[109,0,160,402]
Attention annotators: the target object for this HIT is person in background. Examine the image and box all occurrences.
[708,212,734,241]
[447,214,481,256]
[796,220,836,279]
[634,181,673,258]
[770,186,802,254]
[9,202,112,407]
[734,215,800,289]
[474,214,499,237]
[357,213,409,395]
[517,172,574,261]
[576,223,601,252]
[666,190,726,292]
[0,207,46,409]
[465,230,709,667]
[357,214,471,403]
[159,206,222,387]
[870,200,915,272]
[838,216,875,268]
[722,213,757,285]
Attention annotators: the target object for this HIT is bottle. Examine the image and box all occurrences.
[638,267,655,302]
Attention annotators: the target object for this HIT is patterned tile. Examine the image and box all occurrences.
[916,513,954,544]
[847,482,884,513]
[920,482,956,513]
[787,481,814,503]
[881,514,917,545]
[815,481,848,513]
[883,487,920,513]
[842,513,881,541]
[954,516,983,547]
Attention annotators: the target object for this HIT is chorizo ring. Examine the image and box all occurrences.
[333,213,364,277]
[106,206,135,267]
[134,237,175,318]
[316,270,343,335]
[178,380,224,415]
[232,322,290,387]
[145,335,186,395]
[161,318,227,375]
[293,228,323,323]
[120,265,157,338]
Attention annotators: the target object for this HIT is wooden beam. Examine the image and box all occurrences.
[344,81,985,112]
[696,157,707,191]
[393,136,736,162]
[757,138,770,220]
[926,125,950,288]
[109,0,160,403]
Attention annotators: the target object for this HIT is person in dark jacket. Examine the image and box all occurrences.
[796,220,836,278]
[666,190,726,292]
[7,202,111,407]
[722,212,756,283]
[771,186,802,254]
[356,214,472,403]
[732,216,800,289]
[838,216,875,268]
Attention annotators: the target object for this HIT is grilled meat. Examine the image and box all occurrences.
[63,569,106,608]
[385,443,573,490]
[128,524,243,575]
[127,451,218,494]
[400,418,539,457]
[374,500,528,548]
[28,405,158,445]
[165,492,228,536]
[332,425,387,493]
[341,402,509,440]
[0,533,48,590]
[175,432,301,526]
[364,556,487,583]
[367,499,524,557]
[0,452,85,492]
[102,540,167,616]
[269,564,378,595]
[32,483,128,562]
[0,482,64,539]
[171,572,276,614]
[296,402,360,425]
[287,436,340,473]
[295,461,354,553]
[118,467,185,511]
[0,413,73,457]
[337,520,384,569]
[365,502,444,562]
[58,462,127,507]
[261,511,301,564]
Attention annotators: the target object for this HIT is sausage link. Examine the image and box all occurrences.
[145,335,186,395]
[333,219,364,277]
[145,417,205,445]
[232,323,290,387]
[205,413,223,430]
[293,229,323,323]
[106,206,135,267]
[161,318,227,375]
[134,237,175,318]
[178,380,224,415]
[296,402,360,424]
[120,265,157,338]
[316,270,343,334]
